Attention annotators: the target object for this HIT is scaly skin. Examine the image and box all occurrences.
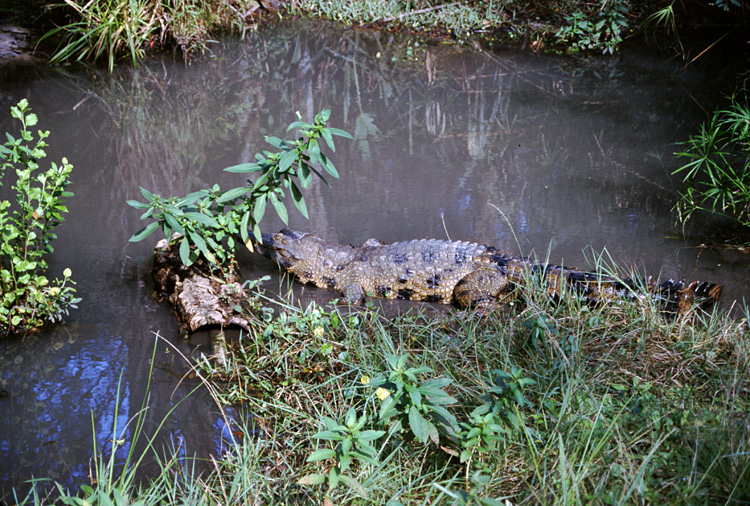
[254,229,723,313]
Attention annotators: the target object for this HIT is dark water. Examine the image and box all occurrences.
[0,19,747,496]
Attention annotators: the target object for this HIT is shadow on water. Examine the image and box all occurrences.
[0,18,748,497]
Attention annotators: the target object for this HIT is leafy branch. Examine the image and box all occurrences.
[127,109,352,271]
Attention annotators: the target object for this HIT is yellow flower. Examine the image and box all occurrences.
[361,375,370,385]
[376,387,391,401]
[49,287,60,296]
[63,268,72,278]
[313,327,324,338]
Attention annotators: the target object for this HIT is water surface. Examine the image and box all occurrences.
[0,19,747,496]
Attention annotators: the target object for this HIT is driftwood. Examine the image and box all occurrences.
[152,237,253,336]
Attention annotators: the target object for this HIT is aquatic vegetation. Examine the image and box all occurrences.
[0,100,79,337]
[673,95,750,234]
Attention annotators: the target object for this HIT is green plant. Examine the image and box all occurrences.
[555,0,629,54]
[127,109,352,273]
[434,475,507,506]
[301,407,385,495]
[673,95,750,231]
[459,367,535,464]
[0,99,79,336]
[40,0,160,72]
[372,353,458,444]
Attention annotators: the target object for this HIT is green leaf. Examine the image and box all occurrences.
[270,193,288,224]
[163,213,185,235]
[224,162,261,173]
[297,473,326,486]
[298,161,312,188]
[328,466,341,489]
[320,154,339,178]
[126,199,150,209]
[183,212,219,228]
[328,127,354,139]
[264,135,284,148]
[139,186,157,201]
[407,385,422,407]
[308,138,321,165]
[240,210,251,243]
[252,170,271,190]
[321,128,335,151]
[218,186,249,203]
[357,429,386,441]
[315,109,331,123]
[179,236,191,266]
[339,453,351,472]
[188,231,209,259]
[287,120,312,132]
[409,405,431,443]
[307,448,336,462]
[129,221,160,242]
[253,194,267,225]
[313,430,346,441]
[279,148,299,172]
[290,182,309,218]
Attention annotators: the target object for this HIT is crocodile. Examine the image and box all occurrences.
[253,229,723,314]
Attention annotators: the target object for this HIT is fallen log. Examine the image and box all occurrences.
[152,237,253,337]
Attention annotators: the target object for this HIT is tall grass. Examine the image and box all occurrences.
[42,0,161,72]
[10,278,748,505]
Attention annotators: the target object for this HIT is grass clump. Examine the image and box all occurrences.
[39,0,265,71]
[11,284,749,504]
[179,277,748,505]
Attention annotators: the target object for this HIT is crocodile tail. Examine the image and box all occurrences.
[657,279,723,314]
[550,270,722,315]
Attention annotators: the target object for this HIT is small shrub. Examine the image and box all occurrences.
[0,99,79,336]
[555,0,630,54]
[371,353,458,444]
[301,407,385,495]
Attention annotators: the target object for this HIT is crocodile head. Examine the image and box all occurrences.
[253,228,311,269]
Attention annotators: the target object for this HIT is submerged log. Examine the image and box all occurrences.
[153,237,253,337]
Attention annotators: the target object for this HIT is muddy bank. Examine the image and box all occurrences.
[0,24,37,62]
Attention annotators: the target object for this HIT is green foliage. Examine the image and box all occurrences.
[372,353,458,444]
[0,99,79,337]
[673,95,750,230]
[300,407,385,495]
[555,0,629,54]
[434,476,507,506]
[16,294,750,505]
[127,109,352,271]
[40,0,160,72]
[459,367,535,464]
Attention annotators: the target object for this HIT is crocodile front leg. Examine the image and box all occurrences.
[453,268,511,308]
[342,283,366,305]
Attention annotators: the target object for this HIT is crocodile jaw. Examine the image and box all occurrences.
[254,229,309,269]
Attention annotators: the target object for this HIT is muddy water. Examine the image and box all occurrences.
[0,19,747,495]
